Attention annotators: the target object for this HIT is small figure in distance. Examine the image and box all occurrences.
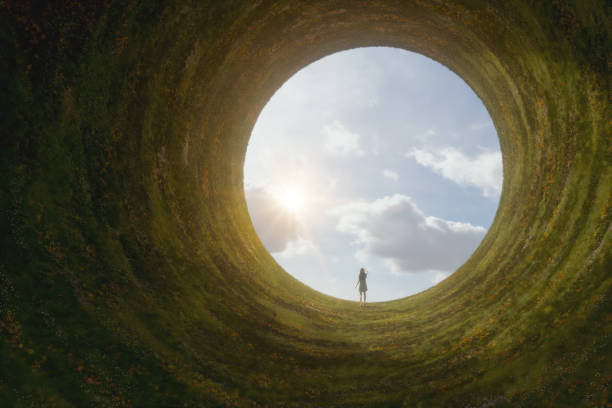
[355,267,368,307]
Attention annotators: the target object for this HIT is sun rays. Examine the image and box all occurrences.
[277,189,303,214]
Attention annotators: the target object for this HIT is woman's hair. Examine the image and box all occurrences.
[359,268,366,278]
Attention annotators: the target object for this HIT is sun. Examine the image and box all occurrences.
[278,190,303,214]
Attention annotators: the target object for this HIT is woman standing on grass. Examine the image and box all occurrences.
[356,268,368,307]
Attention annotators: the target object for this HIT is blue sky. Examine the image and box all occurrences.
[244,47,502,302]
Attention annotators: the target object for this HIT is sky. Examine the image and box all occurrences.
[244,47,502,302]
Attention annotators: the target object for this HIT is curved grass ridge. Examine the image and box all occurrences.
[1,1,610,407]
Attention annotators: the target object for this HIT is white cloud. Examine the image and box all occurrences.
[329,194,486,275]
[414,128,436,142]
[406,147,502,197]
[432,270,451,284]
[323,121,364,157]
[382,169,399,180]
[273,237,316,258]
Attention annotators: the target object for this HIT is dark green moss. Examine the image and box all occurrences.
[1,0,610,407]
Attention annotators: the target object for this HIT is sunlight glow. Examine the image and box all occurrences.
[278,190,303,213]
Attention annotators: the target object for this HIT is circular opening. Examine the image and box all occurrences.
[244,47,502,301]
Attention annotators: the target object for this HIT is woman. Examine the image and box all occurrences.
[356,268,368,307]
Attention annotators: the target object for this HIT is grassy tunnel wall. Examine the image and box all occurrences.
[1,1,610,407]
